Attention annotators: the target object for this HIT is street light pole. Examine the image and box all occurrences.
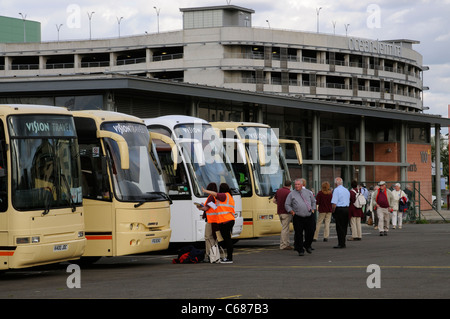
[18,13,27,42]
[87,11,95,40]
[117,17,123,38]
[56,24,63,42]
[153,7,160,33]
[345,23,350,37]
[316,7,322,33]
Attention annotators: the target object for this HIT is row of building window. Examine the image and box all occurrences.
[223,45,422,79]
[0,52,183,71]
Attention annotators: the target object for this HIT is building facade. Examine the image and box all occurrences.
[0,5,446,209]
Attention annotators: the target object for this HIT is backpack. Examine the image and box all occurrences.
[352,189,367,208]
[172,245,205,264]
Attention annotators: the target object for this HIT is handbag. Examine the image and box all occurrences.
[207,238,224,263]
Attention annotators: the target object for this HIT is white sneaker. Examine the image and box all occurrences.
[220,258,233,264]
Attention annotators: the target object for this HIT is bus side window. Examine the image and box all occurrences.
[0,121,7,212]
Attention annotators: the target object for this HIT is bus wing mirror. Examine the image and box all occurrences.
[278,139,303,165]
[150,132,178,171]
[97,130,130,170]
[244,139,266,166]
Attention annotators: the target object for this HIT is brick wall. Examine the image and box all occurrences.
[406,143,432,210]
[373,142,432,209]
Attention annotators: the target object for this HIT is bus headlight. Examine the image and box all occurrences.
[78,231,84,238]
[16,236,40,244]
[16,237,30,244]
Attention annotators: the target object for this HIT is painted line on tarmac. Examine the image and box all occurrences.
[218,295,242,299]
[219,265,450,269]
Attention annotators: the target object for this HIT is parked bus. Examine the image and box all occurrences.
[144,116,243,243]
[211,122,302,239]
[0,104,85,270]
[72,110,172,261]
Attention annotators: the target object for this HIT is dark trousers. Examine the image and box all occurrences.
[219,220,235,260]
[333,207,349,247]
[293,214,316,253]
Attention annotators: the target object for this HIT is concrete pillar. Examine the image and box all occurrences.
[109,52,116,67]
[39,56,47,70]
[312,112,320,193]
[74,54,81,69]
[400,122,407,184]
[435,125,441,212]
[4,56,10,71]
[360,117,366,182]
[190,99,198,117]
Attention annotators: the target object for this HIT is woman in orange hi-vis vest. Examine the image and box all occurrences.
[202,183,235,263]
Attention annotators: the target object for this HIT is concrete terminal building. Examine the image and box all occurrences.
[0,5,447,209]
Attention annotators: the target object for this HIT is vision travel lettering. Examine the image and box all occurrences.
[26,121,50,133]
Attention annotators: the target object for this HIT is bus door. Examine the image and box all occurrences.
[150,133,195,242]
[79,141,114,257]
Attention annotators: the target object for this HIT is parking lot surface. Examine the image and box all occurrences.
[1,223,449,306]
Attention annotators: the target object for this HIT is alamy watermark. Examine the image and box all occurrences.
[366,264,381,288]
[367,4,381,29]
[66,264,81,288]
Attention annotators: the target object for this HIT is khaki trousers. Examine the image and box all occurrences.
[313,212,332,240]
[279,213,292,249]
[350,217,362,238]
[377,207,390,232]
[204,222,214,257]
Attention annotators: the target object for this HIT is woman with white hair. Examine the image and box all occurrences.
[391,183,408,229]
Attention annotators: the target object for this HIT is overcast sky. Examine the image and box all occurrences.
[2,0,450,125]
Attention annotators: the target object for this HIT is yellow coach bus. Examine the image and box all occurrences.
[211,122,302,239]
[0,104,85,270]
[72,110,171,262]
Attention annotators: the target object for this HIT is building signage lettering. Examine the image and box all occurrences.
[348,38,402,57]
[420,151,428,163]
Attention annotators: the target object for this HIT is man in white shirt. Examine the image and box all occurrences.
[331,177,350,248]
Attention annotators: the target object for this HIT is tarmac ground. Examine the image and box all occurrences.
[0,218,448,310]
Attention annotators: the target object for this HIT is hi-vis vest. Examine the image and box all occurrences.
[204,195,217,223]
[205,193,235,224]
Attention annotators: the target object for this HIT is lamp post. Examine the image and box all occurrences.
[316,7,322,33]
[87,11,95,40]
[117,17,123,38]
[153,7,160,33]
[18,12,27,42]
[56,24,63,42]
[345,23,350,37]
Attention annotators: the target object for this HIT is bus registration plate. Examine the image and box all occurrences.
[54,244,68,252]
[151,238,161,244]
